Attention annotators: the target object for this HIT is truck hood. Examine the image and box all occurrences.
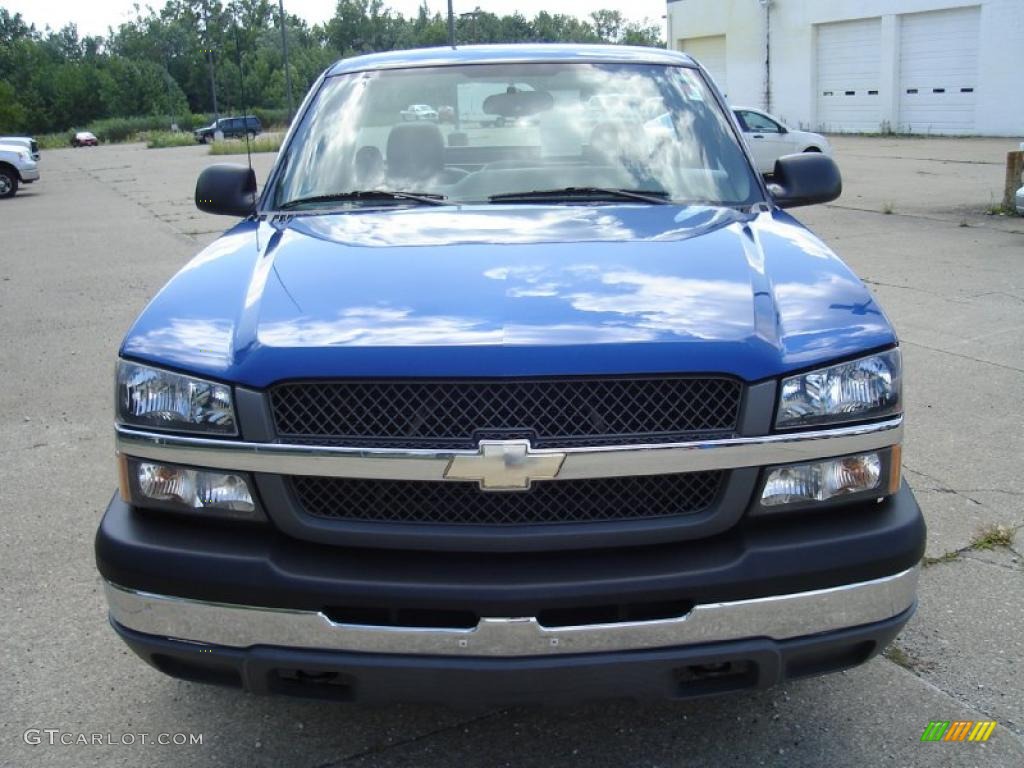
[122,204,895,387]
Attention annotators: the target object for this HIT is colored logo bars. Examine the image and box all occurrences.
[921,721,997,743]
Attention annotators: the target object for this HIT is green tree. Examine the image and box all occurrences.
[0,0,664,135]
[0,79,27,131]
[590,10,624,42]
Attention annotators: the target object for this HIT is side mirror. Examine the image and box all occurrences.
[195,163,257,216]
[768,153,841,208]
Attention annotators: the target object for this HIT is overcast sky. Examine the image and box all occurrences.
[4,0,668,38]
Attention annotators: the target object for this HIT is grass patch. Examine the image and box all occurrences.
[970,523,1015,551]
[140,131,197,149]
[208,135,282,155]
[923,523,1017,567]
[883,644,914,670]
[883,643,934,673]
[922,550,960,568]
[985,203,1012,215]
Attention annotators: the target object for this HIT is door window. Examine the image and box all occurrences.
[737,110,782,133]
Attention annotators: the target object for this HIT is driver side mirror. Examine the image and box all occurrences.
[768,153,842,208]
[195,163,257,217]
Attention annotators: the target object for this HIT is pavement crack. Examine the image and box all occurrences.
[822,202,1024,234]
[960,553,1024,572]
[899,339,1024,374]
[860,277,974,302]
[312,709,509,767]
[965,291,1024,304]
[838,153,1002,167]
[903,465,984,504]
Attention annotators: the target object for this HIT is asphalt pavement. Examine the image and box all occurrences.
[1,136,1022,767]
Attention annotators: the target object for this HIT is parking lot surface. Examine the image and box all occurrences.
[1,136,1023,767]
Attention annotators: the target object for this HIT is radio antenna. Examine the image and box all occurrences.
[232,20,252,172]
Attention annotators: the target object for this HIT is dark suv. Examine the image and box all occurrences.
[193,115,262,143]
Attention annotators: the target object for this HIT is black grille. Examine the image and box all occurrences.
[270,377,742,448]
[290,471,724,526]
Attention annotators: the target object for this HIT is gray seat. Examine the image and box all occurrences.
[386,123,466,186]
[354,145,385,188]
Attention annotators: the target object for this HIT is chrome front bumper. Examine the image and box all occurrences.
[105,566,918,658]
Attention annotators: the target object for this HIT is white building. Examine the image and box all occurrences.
[666,0,1024,135]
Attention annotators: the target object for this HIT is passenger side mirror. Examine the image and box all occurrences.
[195,163,257,217]
[768,153,841,208]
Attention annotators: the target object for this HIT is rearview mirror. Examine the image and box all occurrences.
[195,163,257,216]
[768,153,841,208]
[483,89,554,119]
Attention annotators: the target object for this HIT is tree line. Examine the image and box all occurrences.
[0,1,664,135]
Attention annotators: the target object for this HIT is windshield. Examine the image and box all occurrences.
[270,62,760,209]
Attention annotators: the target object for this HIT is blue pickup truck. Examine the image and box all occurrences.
[97,45,924,705]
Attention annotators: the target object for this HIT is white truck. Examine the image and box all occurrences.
[0,142,40,198]
[0,136,39,160]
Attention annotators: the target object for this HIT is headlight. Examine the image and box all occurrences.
[776,349,901,429]
[122,457,262,521]
[761,453,881,507]
[757,447,902,512]
[116,360,236,435]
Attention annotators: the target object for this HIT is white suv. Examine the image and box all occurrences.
[0,142,40,198]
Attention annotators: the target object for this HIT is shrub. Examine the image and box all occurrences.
[208,134,283,155]
[36,132,75,149]
[251,107,291,131]
[58,113,213,145]
[140,130,199,149]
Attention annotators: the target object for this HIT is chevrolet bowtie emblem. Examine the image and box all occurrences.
[444,440,565,491]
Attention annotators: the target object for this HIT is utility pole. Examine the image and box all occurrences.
[760,0,772,114]
[163,47,176,128]
[447,0,456,47]
[203,3,219,119]
[278,0,295,119]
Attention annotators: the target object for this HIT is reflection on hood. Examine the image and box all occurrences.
[120,205,896,387]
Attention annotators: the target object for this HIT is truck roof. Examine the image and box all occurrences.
[327,44,696,77]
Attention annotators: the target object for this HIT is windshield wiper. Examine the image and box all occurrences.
[489,187,672,205]
[279,190,450,210]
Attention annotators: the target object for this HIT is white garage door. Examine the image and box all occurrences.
[680,35,727,95]
[815,18,882,132]
[898,6,980,134]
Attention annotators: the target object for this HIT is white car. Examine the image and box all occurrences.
[400,104,439,122]
[0,142,40,198]
[732,107,832,175]
[1016,185,1023,216]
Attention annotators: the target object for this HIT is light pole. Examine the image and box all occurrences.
[460,8,480,44]
[447,0,455,47]
[279,0,295,118]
